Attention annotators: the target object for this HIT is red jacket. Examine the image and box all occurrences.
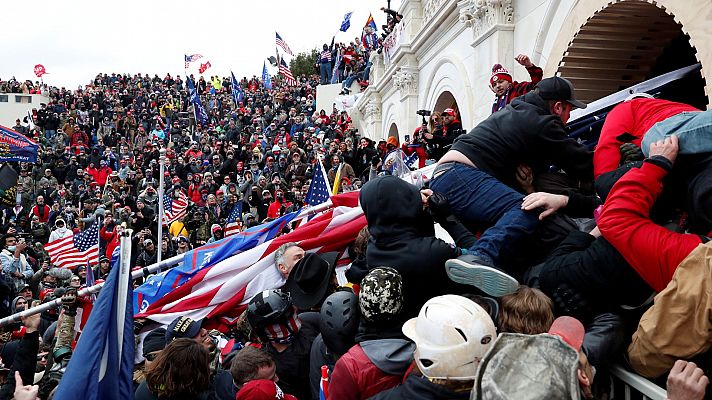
[100,226,120,259]
[593,99,698,179]
[402,128,428,169]
[598,160,701,292]
[31,204,51,223]
[328,344,404,400]
[87,166,112,186]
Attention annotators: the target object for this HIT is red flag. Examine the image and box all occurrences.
[136,203,365,330]
[34,64,47,78]
[198,61,212,74]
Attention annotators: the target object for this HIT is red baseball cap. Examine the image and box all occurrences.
[236,380,296,400]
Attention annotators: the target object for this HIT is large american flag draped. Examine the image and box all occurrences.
[135,192,361,329]
[163,190,189,225]
[45,222,100,269]
[275,32,294,56]
[279,59,297,86]
[224,202,243,237]
[305,161,331,206]
[184,54,203,68]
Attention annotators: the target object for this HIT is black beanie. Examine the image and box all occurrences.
[143,327,167,356]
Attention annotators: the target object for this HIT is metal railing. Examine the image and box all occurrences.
[610,364,667,400]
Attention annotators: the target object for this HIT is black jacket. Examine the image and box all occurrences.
[0,331,39,400]
[528,230,653,315]
[451,92,593,189]
[360,176,471,319]
[369,374,471,400]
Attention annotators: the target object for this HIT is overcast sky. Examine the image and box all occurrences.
[1,0,401,88]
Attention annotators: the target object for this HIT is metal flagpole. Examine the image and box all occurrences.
[116,228,132,362]
[0,199,339,327]
[156,148,166,267]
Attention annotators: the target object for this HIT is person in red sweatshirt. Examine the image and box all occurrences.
[598,135,712,377]
[593,96,699,180]
[402,128,427,169]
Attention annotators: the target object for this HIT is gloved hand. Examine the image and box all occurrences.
[61,288,78,316]
[427,192,454,224]
[620,143,644,164]
[552,284,592,321]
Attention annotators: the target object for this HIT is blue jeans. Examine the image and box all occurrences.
[45,129,56,141]
[320,63,332,84]
[430,163,539,266]
[642,109,712,156]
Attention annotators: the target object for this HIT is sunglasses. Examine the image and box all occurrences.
[144,352,160,361]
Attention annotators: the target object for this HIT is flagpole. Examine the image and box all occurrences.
[157,148,166,268]
[0,198,339,327]
[116,228,132,361]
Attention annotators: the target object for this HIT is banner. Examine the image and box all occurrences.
[0,125,39,162]
[0,164,19,207]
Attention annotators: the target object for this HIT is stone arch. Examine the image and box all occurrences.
[382,101,400,141]
[539,0,710,108]
[421,56,475,127]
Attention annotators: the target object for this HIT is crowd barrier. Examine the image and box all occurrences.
[611,364,667,400]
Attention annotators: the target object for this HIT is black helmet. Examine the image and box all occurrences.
[246,289,294,332]
[319,289,359,355]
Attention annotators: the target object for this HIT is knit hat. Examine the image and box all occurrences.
[211,224,222,233]
[236,380,297,400]
[490,64,512,86]
[143,327,167,356]
[386,136,398,147]
[359,267,404,323]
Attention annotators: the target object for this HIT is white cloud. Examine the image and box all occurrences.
[1,0,401,88]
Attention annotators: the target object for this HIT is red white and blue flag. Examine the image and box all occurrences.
[163,190,189,225]
[184,53,203,68]
[275,32,294,56]
[224,202,243,237]
[135,192,362,329]
[279,59,297,86]
[45,222,100,269]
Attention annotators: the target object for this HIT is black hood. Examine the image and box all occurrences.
[359,175,434,245]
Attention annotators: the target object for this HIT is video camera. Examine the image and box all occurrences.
[416,110,431,131]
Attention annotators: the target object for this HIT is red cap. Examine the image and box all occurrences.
[442,108,457,117]
[548,316,585,351]
[236,380,297,400]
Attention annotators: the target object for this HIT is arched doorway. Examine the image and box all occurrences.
[387,123,399,141]
[556,1,708,109]
[433,91,461,119]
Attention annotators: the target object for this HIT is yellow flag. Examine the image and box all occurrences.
[332,164,343,195]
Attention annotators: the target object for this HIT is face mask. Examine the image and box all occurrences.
[7,246,16,252]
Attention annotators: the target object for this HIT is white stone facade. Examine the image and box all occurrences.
[352,0,712,142]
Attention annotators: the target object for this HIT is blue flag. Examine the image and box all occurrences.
[0,125,38,162]
[231,71,244,105]
[54,245,134,400]
[262,62,272,90]
[186,77,208,126]
[340,11,353,32]
[134,211,300,314]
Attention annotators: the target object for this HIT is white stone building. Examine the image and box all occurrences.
[351,0,711,142]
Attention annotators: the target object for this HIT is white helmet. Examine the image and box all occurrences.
[402,295,496,380]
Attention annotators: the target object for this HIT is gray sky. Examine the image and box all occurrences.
[2,0,400,88]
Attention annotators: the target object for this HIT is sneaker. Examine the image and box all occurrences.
[445,254,519,297]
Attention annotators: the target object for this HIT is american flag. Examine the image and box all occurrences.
[184,53,203,68]
[135,192,362,328]
[224,202,243,237]
[163,190,189,224]
[305,161,331,206]
[278,59,297,86]
[198,61,212,74]
[275,32,294,56]
[45,222,100,269]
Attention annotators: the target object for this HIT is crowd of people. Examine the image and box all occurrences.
[0,32,711,400]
